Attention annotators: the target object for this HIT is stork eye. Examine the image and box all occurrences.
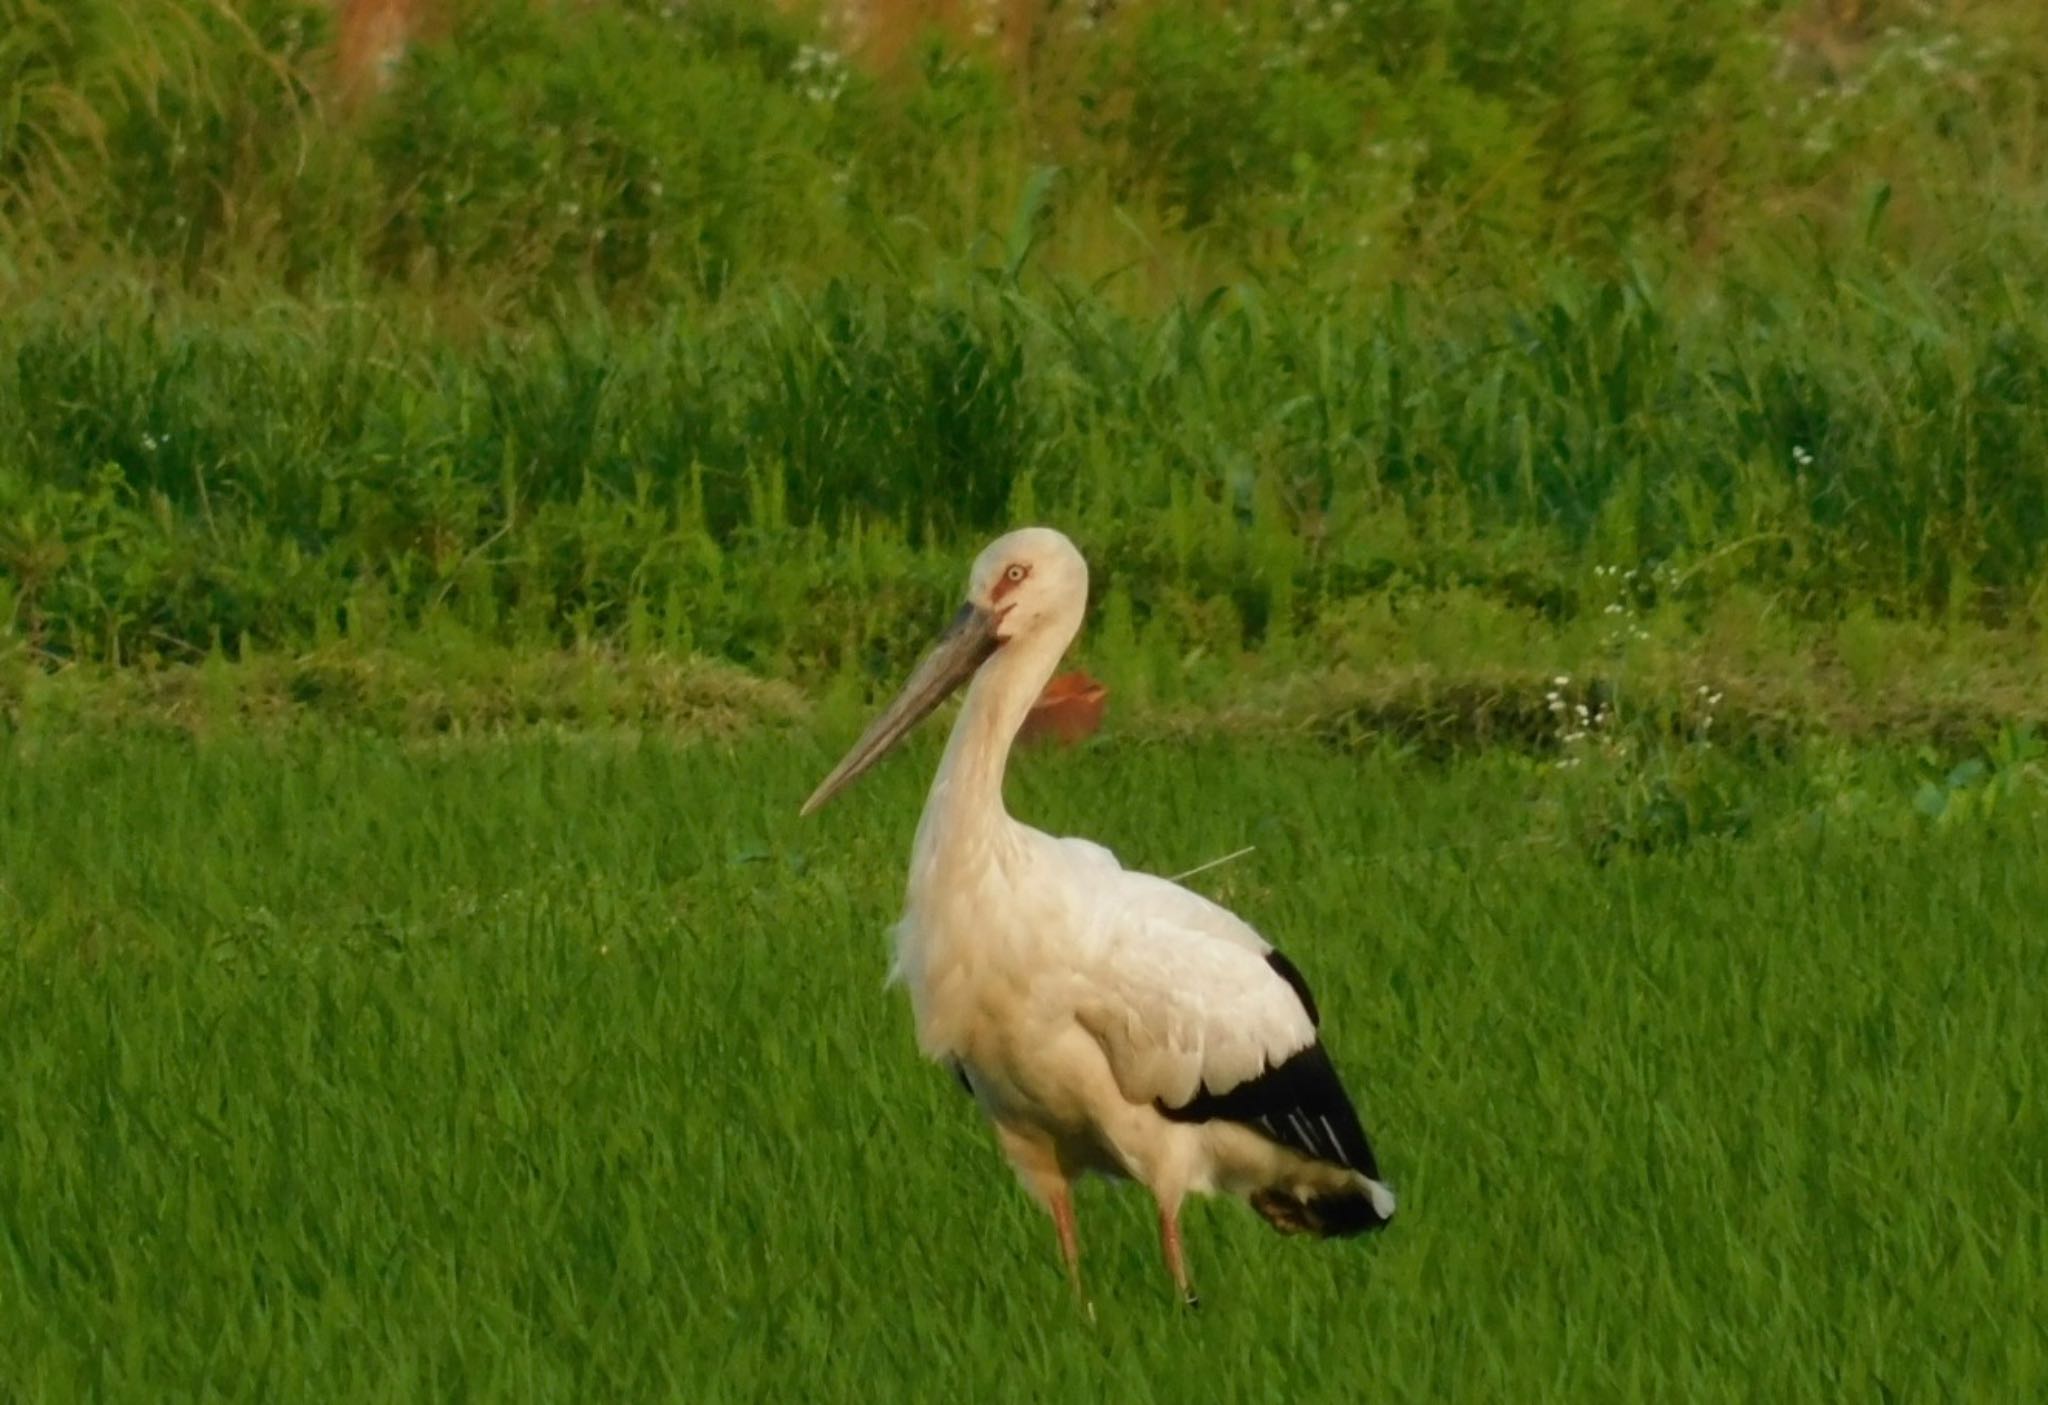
[1004,565,1028,584]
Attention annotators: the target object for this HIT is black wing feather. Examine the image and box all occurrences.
[1157,1040,1382,1179]
[1262,948,1321,1027]
[1154,949,1380,1179]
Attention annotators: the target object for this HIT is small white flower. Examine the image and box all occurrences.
[1553,675,1570,687]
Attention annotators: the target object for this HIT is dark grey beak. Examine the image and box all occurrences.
[800,603,1001,816]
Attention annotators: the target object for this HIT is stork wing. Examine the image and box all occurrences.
[1065,869,1313,1104]
[1073,912,1313,1108]
[1067,867,1382,1180]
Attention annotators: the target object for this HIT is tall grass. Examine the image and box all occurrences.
[2,0,2046,699]
[3,246,2045,678]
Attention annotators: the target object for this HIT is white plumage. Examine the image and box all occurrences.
[804,527,1393,1306]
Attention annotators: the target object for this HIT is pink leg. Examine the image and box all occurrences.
[1049,1184,1083,1298]
[1158,1202,1198,1308]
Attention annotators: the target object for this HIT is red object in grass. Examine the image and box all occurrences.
[1019,671,1107,746]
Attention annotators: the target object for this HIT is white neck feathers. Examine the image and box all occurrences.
[908,618,1073,889]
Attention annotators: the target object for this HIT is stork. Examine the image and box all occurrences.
[802,527,1394,1307]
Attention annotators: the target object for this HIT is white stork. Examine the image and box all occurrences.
[802,527,1394,1306]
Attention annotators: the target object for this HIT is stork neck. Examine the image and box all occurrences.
[912,624,1068,876]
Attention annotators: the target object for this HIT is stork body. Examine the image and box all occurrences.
[804,528,1393,1304]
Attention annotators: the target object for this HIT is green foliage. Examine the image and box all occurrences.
[3,238,2046,677]
[1911,727,2048,829]
[2,0,2044,298]
[2,0,2047,709]
[365,1,844,302]
[0,0,360,278]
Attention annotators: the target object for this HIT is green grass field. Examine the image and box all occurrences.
[3,729,2042,1400]
[6,2,2048,1397]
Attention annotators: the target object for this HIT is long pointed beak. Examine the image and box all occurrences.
[800,603,1002,816]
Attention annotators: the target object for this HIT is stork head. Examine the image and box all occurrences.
[963,526,1090,645]
[801,527,1089,815]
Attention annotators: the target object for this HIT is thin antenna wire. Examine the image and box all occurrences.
[1168,845,1256,883]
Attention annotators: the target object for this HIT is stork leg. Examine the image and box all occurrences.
[1157,1201,1198,1309]
[1048,1184,1084,1300]
[995,1123,1092,1314]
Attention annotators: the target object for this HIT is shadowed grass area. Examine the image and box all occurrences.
[2,733,2042,1398]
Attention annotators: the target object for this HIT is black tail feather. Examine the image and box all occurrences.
[1252,1185,1393,1239]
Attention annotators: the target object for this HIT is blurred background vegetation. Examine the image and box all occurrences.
[0,0,2044,734]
